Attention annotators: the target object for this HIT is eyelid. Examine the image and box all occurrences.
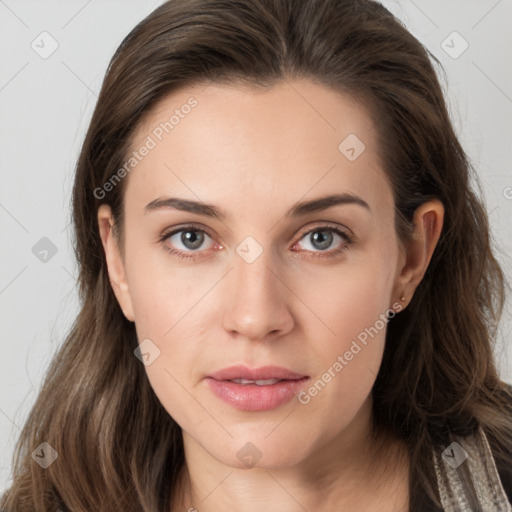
[295,222,353,241]
[160,222,215,240]
[160,221,353,242]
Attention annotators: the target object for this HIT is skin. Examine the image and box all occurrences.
[98,78,444,511]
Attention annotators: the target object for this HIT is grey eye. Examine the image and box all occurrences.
[167,229,212,251]
[298,229,343,252]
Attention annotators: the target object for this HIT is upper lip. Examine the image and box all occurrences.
[207,365,307,381]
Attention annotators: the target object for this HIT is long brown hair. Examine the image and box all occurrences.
[2,0,511,510]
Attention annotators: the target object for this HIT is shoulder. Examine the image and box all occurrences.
[415,381,512,511]
[494,381,512,504]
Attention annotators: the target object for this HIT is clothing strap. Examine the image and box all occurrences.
[432,426,512,511]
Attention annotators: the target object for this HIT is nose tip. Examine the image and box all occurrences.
[220,252,294,341]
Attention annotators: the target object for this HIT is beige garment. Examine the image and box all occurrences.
[432,426,512,511]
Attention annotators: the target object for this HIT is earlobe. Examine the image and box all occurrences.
[393,199,444,306]
[97,205,135,322]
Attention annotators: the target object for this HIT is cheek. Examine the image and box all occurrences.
[294,248,397,353]
[126,241,203,337]
[292,248,397,415]
[129,271,207,368]
[126,262,213,426]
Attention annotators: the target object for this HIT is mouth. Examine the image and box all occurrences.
[205,365,309,411]
[229,378,284,386]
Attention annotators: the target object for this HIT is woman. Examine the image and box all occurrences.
[2,0,512,510]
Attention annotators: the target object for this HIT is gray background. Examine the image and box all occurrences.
[1,0,511,495]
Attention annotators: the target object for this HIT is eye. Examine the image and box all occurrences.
[159,223,353,261]
[292,225,353,258]
[159,226,218,260]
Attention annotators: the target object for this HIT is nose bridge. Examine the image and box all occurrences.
[221,236,293,340]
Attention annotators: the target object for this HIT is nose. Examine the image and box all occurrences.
[220,244,295,342]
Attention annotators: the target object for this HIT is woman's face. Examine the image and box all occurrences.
[100,78,417,469]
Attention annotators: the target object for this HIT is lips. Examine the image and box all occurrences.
[205,365,309,411]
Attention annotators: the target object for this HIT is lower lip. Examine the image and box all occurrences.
[206,377,309,411]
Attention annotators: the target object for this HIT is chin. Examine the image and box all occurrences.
[205,436,314,471]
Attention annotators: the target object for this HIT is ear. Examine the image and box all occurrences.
[97,204,135,322]
[392,199,444,309]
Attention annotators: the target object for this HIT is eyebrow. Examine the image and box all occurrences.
[144,193,370,220]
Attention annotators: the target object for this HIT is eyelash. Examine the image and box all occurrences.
[158,223,353,261]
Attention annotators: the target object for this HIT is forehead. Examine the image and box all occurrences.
[123,78,392,220]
